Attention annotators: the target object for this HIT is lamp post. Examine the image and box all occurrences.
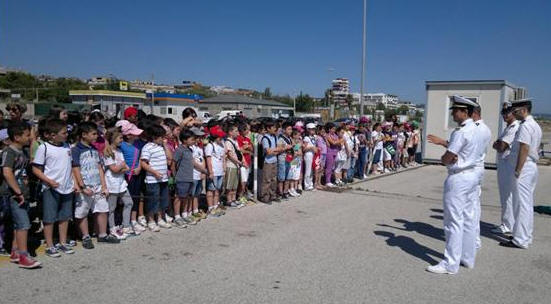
[359,0,367,117]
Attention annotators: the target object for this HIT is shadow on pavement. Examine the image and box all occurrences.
[377,219,445,241]
[374,231,444,265]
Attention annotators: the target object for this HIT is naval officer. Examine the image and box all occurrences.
[500,98,542,249]
[426,95,479,274]
[491,102,520,235]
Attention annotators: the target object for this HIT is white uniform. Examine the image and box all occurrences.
[508,115,542,248]
[496,120,520,232]
[470,120,491,248]
[440,118,479,273]
[303,135,317,190]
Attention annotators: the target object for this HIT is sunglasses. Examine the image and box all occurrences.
[6,107,18,112]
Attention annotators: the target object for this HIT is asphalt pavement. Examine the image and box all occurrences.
[1,165,550,304]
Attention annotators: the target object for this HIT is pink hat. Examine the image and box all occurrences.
[116,120,143,136]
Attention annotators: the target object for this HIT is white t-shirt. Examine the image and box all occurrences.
[204,141,225,177]
[103,149,128,193]
[371,131,384,150]
[509,115,542,164]
[192,145,204,180]
[33,142,74,194]
[224,138,239,169]
[141,142,169,184]
[303,135,316,156]
[447,119,477,171]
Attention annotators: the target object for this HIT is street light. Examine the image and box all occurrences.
[359,0,367,117]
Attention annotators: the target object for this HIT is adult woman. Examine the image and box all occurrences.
[5,103,27,123]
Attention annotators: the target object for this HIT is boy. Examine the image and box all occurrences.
[140,124,170,231]
[1,122,41,268]
[72,122,119,246]
[237,123,254,203]
[277,122,293,199]
[225,124,244,208]
[171,130,196,228]
[302,123,318,191]
[32,119,77,257]
[205,126,226,214]
[260,121,284,204]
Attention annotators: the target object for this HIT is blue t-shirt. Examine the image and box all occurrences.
[120,141,140,175]
[71,142,102,188]
[261,134,277,164]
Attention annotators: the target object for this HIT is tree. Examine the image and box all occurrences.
[397,105,409,115]
[295,92,314,112]
[263,87,272,98]
[376,102,386,110]
[345,94,354,112]
[324,89,332,107]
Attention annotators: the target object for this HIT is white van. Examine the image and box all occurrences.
[214,110,241,120]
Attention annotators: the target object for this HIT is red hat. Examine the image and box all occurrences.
[124,107,138,119]
[209,125,226,138]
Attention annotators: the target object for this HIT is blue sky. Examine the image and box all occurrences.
[1,0,550,112]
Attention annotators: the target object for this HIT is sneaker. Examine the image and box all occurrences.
[326,183,335,188]
[165,214,174,223]
[55,243,75,254]
[197,210,208,220]
[110,227,128,240]
[82,236,95,249]
[65,240,77,247]
[426,263,456,275]
[491,224,511,235]
[122,227,138,236]
[296,189,303,194]
[288,189,299,197]
[209,209,222,217]
[281,193,290,200]
[157,219,172,229]
[363,174,368,179]
[18,254,41,269]
[9,250,19,263]
[148,222,160,232]
[184,216,198,225]
[98,234,121,244]
[46,247,61,258]
[191,213,203,222]
[138,216,147,227]
[132,221,146,234]
[173,217,188,228]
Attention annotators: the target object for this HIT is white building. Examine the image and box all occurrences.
[331,78,350,106]
[130,80,175,93]
[423,80,525,167]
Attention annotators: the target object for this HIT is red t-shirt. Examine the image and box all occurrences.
[237,135,252,166]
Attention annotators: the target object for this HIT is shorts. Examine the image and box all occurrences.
[240,166,249,184]
[343,157,351,170]
[207,176,224,191]
[277,160,290,181]
[145,182,169,215]
[373,149,382,164]
[75,189,110,219]
[334,160,346,173]
[383,149,392,161]
[407,147,416,156]
[225,167,239,191]
[42,188,74,224]
[176,181,193,198]
[191,180,203,197]
[2,196,31,230]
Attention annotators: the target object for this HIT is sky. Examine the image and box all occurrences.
[1,0,550,112]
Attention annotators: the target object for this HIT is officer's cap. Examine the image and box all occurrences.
[449,95,478,110]
[510,98,532,108]
[501,101,513,115]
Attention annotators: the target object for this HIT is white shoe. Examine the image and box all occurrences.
[132,221,146,234]
[491,224,511,234]
[122,226,138,236]
[165,214,173,223]
[148,222,160,232]
[326,183,335,188]
[363,174,368,179]
[426,264,456,275]
[138,216,147,227]
[289,189,299,197]
[157,219,172,229]
[110,227,127,240]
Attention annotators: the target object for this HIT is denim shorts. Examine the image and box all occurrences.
[207,176,224,191]
[1,196,31,230]
[42,188,74,224]
[145,182,169,215]
[277,160,290,181]
[176,181,193,198]
[191,180,203,197]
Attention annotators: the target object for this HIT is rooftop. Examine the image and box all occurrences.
[200,94,292,108]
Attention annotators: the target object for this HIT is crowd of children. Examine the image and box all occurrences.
[0,104,421,269]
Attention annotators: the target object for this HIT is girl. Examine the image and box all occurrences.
[287,129,303,197]
[315,126,327,190]
[334,127,348,186]
[104,127,135,239]
[89,111,107,156]
[324,123,341,187]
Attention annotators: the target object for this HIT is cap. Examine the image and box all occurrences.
[189,127,205,136]
[124,107,138,119]
[116,120,143,136]
[0,129,8,141]
[510,98,533,108]
[359,116,370,124]
[449,95,478,109]
[294,121,304,128]
[209,125,226,138]
[501,101,513,115]
[306,123,316,129]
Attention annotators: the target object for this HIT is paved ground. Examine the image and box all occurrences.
[1,165,551,304]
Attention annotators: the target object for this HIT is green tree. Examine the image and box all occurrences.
[376,102,386,110]
[345,94,355,112]
[263,87,272,98]
[295,92,314,112]
[397,105,409,115]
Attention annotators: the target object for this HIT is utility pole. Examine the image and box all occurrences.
[150,73,154,114]
[359,0,367,117]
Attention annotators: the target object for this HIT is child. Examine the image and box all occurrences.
[72,122,119,245]
[1,122,41,268]
[205,126,226,214]
[140,124,171,231]
[324,123,341,187]
[287,129,303,196]
[171,129,196,228]
[315,126,327,190]
[224,124,244,208]
[334,127,347,186]
[277,122,293,199]
[116,120,146,234]
[237,123,253,204]
[103,127,135,238]
[371,123,384,174]
[32,119,78,256]
[190,128,210,218]
[260,121,282,204]
[302,123,318,191]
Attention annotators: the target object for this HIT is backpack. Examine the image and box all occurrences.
[258,135,273,169]
[227,139,243,162]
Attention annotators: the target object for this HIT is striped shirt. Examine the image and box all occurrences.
[141,142,169,184]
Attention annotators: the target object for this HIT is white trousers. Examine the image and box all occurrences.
[441,170,479,273]
[512,161,538,248]
[497,160,515,231]
[303,152,314,189]
[471,166,484,249]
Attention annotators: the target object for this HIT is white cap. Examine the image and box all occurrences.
[306,123,316,129]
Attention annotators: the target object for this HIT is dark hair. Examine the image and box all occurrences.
[37,118,48,138]
[7,121,31,141]
[45,118,67,135]
[76,122,98,137]
[282,122,293,130]
[89,111,105,123]
[238,123,249,134]
[48,104,66,119]
[6,103,27,114]
[146,124,166,140]
[182,107,197,120]
[163,118,179,130]
[264,120,275,129]
[146,114,163,125]
[373,123,381,129]
[336,126,344,133]
[324,122,335,132]
[179,130,195,142]
[225,123,237,133]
